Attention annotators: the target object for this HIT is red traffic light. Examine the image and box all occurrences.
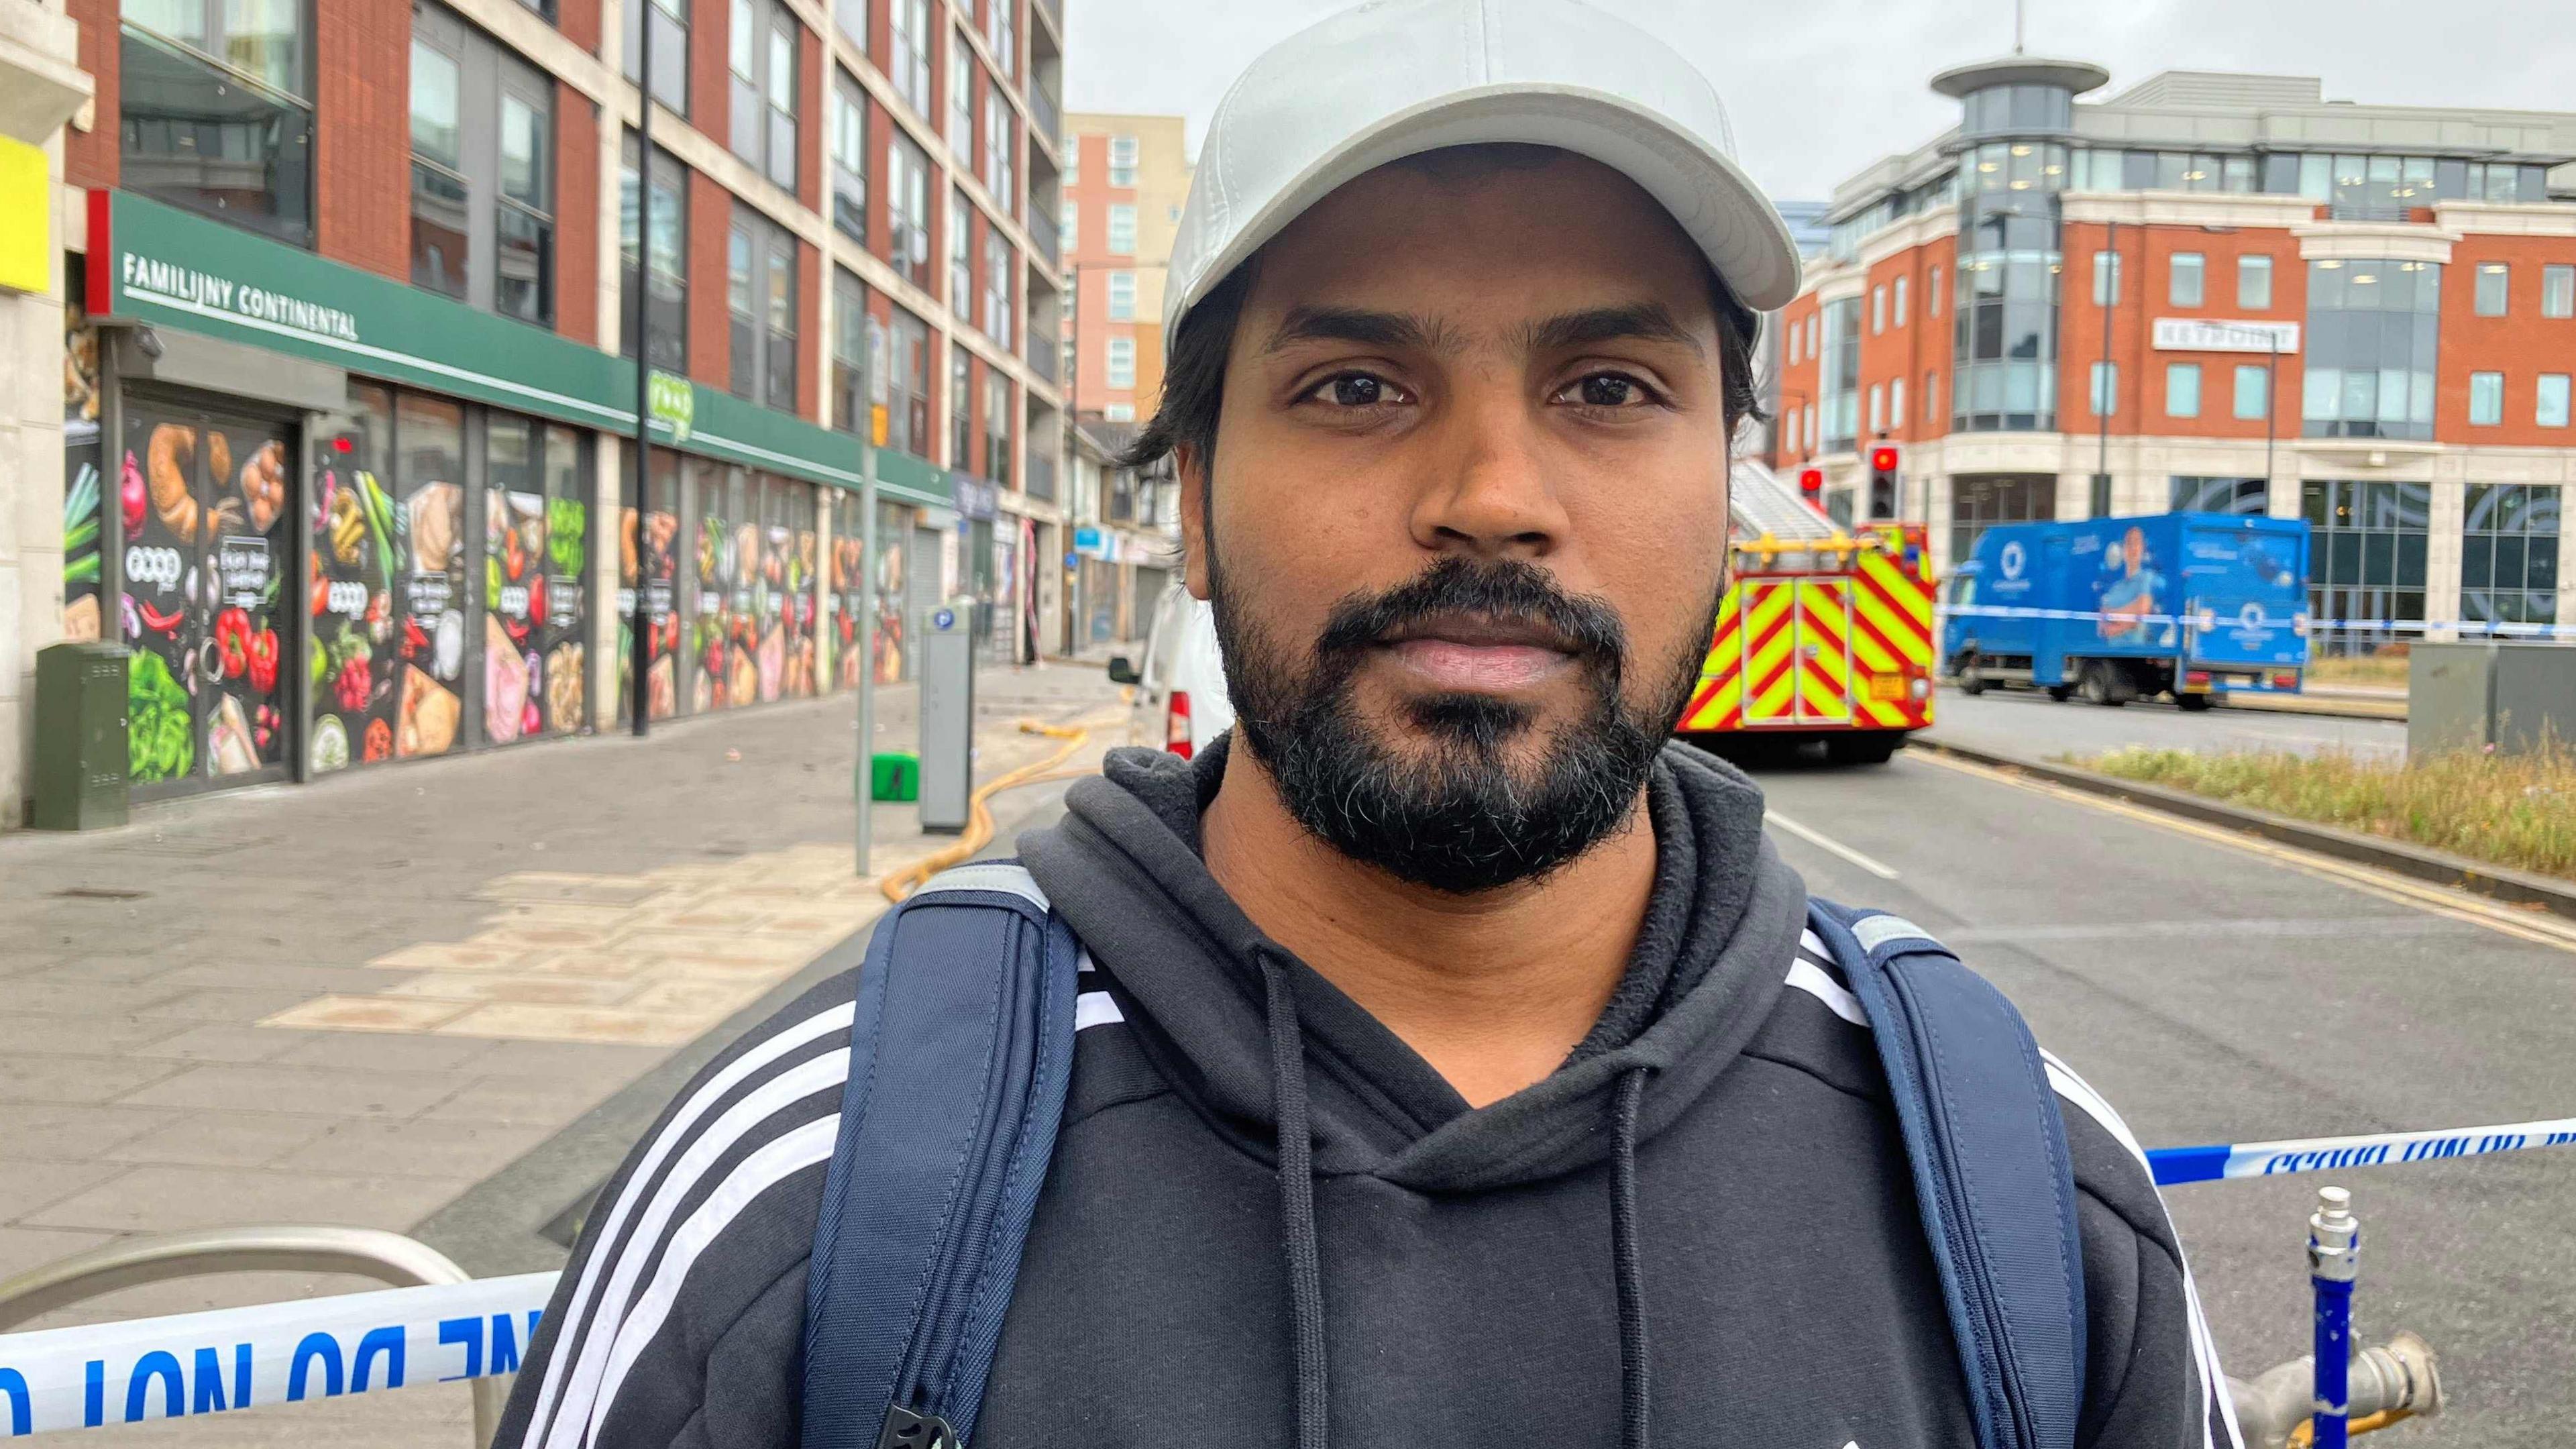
[1798,467,1824,495]
[1870,445,1900,473]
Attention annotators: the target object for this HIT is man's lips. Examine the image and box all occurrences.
[1372,614,1580,692]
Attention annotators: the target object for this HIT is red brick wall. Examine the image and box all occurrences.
[65,0,117,188]
[560,0,602,54]
[797,21,824,213]
[689,170,731,388]
[2438,235,2576,445]
[555,91,601,345]
[2058,221,2304,443]
[691,0,729,149]
[797,238,822,419]
[1773,292,1821,467]
[868,97,898,258]
[1860,247,1927,447]
[314,3,410,279]
[1909,234,1956,443]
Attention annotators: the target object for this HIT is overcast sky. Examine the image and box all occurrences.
[1064,0,2574,201]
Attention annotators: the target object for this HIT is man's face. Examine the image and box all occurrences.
[1180,150,1735,892]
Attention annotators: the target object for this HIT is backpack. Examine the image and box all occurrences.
[799,863,2085,1449]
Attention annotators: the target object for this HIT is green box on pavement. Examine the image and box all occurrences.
[33,641,131,831]
[871,751,921,803]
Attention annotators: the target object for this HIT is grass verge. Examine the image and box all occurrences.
[2085,745,2576,879]
[2308,653,2412,689]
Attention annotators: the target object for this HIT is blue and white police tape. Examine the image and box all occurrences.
[0,1270,557,1436]
[1943,603,2576,639]
[2148,1115,2576,1185]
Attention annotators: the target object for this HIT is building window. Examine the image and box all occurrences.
[1103,402,1136,423]
[2303,259,2441,441]
[728,206,798,410]
[1109,133,1138,186]
[1805,313,1819,360]
[1805,404,1817,452]
[121,1,315,244]
[833,266,869,435]
[2475,263,2510,317]
[2090,362,2117,417]
[1890,378,1907,429]
[983,89,1016,206]
[985,370,1013,487]
[620,133,686,372]
[2542,374,2572,429]
[829,68,868,243]
[1060,201,1078,256]
[623,0,688,113]
[987,0,1016,74]
[1106,337,1136,389]
[1106,270,1138,321]
[886,131,933,288]
[2461,484,2561,627]
[948,189,973,317]
[2545,264,2575,320]
[1867,383,1884,433]
[1786,320,1801,367]
[2470,371,2504,426]
[2165,362,2201,418]
[1871,285,1886,335]
[2091,250,2121,305]
[885,305,932,458]
[2303,480,2429,649]
[1782,406,1799,454]
[1924,370,1938,428]
[1894,276,1909,328]
[2238,255,2273,311]
[2169,252,2205,308]
[1062,138,1077,186]
[2171,476,2267,515]
[889,0,932,117]
[1929,265,1943,318]
[1108,203,1138,256]
[950,345,973,468]
[1949,473,2056,567]
[1818,296,1860,451]
[2233,364,2269,420]
[410,7,553,325]
[947,32,976,161]
[983,229,1014,347]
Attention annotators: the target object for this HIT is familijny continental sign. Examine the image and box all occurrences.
[85,189,945,502]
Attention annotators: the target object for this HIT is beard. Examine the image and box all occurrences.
[1210,550,1720,894]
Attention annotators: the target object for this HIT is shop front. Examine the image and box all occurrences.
[70,189,936,803]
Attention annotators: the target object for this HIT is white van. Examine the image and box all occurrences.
[1109,583,1236,758]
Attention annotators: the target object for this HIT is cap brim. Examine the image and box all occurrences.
[1171,86,1802,351]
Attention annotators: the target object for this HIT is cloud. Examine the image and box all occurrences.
[1065,0,2576,201]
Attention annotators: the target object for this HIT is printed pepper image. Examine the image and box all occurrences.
[246,627,280,694]
[213,607,254,682]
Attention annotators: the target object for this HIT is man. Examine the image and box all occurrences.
[498,2,2240,1445]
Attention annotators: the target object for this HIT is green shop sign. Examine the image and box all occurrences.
[86,189,947,506]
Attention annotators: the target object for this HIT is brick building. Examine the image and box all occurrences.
[19,0,1074,814]
[1059,111,1189,423]
[1770,60,2576,643]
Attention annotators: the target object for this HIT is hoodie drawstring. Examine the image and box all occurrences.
[1611,1066,1654,1449]
[1260,947,1656,1449]
[1262,951,1332,1449]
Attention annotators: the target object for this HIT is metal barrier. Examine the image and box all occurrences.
[0,1226,550,1442]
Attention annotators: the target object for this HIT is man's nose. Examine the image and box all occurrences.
[1405,382,1571,560]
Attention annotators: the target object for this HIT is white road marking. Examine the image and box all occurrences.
[1764,810,1902,879]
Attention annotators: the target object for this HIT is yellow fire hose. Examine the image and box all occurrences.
[879,716,1110,902]
[2286,1409,2410,1447]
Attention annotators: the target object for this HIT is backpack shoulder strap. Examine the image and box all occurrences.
[801,860,1081,1449]
[1805,898,2087,1449]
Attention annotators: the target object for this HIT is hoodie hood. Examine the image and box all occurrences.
[1017,735,1809,1194]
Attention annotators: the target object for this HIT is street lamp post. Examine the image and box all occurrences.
[629,4,654,741]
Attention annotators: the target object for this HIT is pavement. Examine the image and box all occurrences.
[1751,742,2576,1446]
[1925,683,2410,763]
[0,660,1129,1446]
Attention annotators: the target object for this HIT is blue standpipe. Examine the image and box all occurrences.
[2308,1185,2359,1449]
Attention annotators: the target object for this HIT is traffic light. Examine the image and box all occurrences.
[1799,466,1825,508]
[1867,443,1901,520]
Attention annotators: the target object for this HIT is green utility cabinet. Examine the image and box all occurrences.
[871,751,921,803]
[32,641,131,831]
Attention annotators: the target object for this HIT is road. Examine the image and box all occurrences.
[1925,684,2410,763]
[1749,743,2575,1444]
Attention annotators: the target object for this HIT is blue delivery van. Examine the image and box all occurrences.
[1941,512,2310,708]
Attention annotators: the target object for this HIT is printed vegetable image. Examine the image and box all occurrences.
[362,717,393,763]
[246,626,279,693]
[357,472,401,582]
[64,462,101,584]
[213,607,254,682]
[310,714,350,773]
[334,655,372,712]
[129,649,194,784]
[121,450,147,538]
[547,498,587,578]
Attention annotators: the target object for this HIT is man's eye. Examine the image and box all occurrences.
[1305,373,1409,408]
[1562,373,1654,409]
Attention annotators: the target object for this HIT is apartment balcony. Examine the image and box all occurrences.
[1027,450,1057,502]
[1032,83,1061,148]
[1030,203,1061,268]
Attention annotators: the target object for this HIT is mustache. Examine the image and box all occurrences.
[1312,557,1628,667]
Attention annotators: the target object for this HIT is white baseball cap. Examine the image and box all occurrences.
[1163,0,1803,353]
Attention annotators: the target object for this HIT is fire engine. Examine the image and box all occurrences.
[1674,459,1939,765]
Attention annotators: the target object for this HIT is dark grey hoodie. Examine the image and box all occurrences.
[495,740,2241,1449]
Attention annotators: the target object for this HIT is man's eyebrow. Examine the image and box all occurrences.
[1260,305,1453,356]
[1519,303,1706,358]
